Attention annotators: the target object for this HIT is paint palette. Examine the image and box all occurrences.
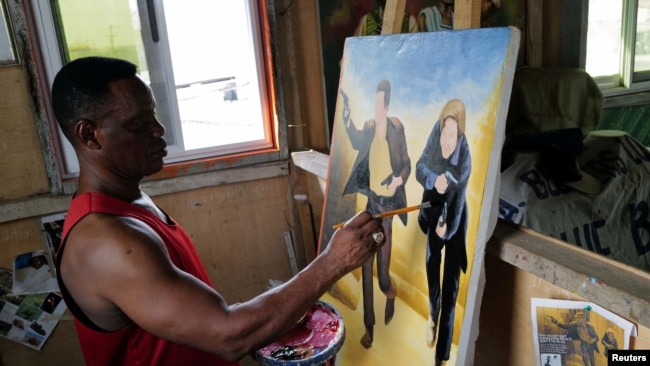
[254,301,345,366]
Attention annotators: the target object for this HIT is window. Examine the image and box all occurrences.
[29,0,280,179]
[586,0,650,97]
[1,0,18,65]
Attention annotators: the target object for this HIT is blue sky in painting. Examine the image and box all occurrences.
[339,27,515,120]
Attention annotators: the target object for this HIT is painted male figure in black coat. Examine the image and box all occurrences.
[341,79,411,349]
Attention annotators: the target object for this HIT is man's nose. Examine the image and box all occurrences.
[152,119,165,137]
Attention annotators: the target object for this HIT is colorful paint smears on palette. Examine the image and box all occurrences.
[255,301,345,365]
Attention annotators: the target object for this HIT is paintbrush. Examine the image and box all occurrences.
[332,201,432,229]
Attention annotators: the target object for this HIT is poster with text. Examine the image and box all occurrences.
[318,27,520,365]
[531,298,637,366]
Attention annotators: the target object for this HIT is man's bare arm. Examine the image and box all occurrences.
[61,211,382,362]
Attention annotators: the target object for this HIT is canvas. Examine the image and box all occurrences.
[318,27,520,365]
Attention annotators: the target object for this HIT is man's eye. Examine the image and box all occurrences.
[126,121,149,132]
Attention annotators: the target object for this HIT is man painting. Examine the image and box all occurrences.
[49,56,385,366]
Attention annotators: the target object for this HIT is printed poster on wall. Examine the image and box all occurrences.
[531,298,637,366]
[318,27,520,365]
[10,213,66,296]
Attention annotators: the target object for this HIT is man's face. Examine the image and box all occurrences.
[440,117,459,158]
[94,76,167,179]
[374,91,387,122]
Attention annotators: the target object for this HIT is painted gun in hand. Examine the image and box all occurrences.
[444,171,458,185]
[380,174,393,187]
[339,89,349,105]
[545,315,558,324]
[340,89,350,124]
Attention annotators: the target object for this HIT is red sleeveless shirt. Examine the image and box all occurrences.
[56,192,238,366]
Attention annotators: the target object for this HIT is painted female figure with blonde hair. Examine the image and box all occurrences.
[416,99,471,366]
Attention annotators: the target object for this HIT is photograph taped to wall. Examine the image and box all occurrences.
[12,251,59,296]
[40,212,67,268]
[318,27,520,365]
[531,298,637,366]
[0,269,67,351]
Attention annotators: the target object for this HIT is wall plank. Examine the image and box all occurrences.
[0,66,49,200]
[273,0,329,151]
[154,177,294,303]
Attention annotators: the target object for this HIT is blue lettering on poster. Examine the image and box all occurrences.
[498,198,526,222]
[583,149,627,179]
[518,169,571,200]
[559,220,610,256]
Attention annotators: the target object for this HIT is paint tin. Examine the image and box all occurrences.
[254,300,345,366]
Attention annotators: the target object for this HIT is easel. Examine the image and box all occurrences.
[381,0,541,66]
[380,0,481,35]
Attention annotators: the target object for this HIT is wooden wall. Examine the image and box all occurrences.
[0,64,81,364]
[0,66,50,200]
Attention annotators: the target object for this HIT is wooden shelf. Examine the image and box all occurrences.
[488,220,650,329]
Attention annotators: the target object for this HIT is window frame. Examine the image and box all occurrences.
[0,0,19,66]
[21,0,287,194]
[584,0,650,102]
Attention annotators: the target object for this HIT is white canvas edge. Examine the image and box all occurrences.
[457,26,521,365]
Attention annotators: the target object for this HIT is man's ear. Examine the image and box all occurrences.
[74,119,101,149]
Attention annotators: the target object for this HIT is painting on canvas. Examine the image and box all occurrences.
[318,27,520,365]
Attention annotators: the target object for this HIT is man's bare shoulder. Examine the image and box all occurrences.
[60,212,171,330]
[65,212,165,262]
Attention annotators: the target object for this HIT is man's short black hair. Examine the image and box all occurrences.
[376,79,391,108]
[51,57,137,142]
